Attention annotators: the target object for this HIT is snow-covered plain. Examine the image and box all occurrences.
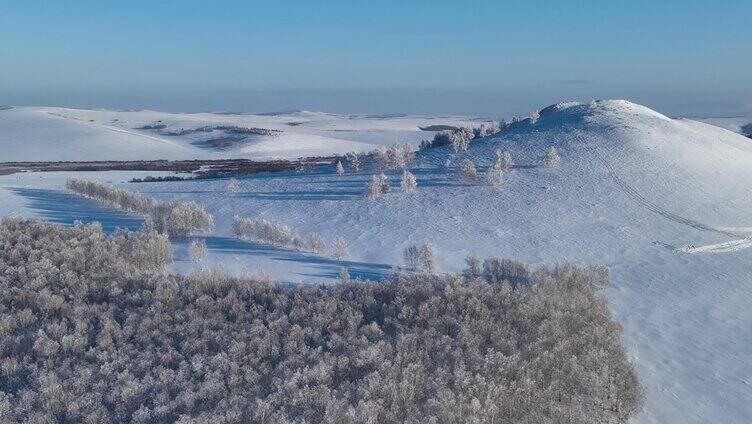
[0,106,487,161]
[2,100,752,423]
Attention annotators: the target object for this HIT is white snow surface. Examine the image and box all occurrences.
[694,116,752,136]
[0,106,486,161]
[1,100,752,423]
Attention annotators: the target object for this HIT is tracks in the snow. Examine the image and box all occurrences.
[575,133,751,253]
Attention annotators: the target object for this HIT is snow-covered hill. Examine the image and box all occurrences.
[1,100,751,423]
[130,100,752,423]
[0,106,487,161]
[695,115,752,137]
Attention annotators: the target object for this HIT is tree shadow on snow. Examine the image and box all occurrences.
[177,236,391,281]
[10,188,143,233]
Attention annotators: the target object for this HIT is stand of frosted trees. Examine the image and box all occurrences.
[232,216,298,247]
[457,159,478,183]
[0,217,643,423]
[364,173,390,200]
[485,163,503,186]
[420,122,505,151]
[66,178,214,236]
[188,239,208,262]
[494,148,514,170]
[232,216,346,259]
[403,242,436,273]
[400,169,417,193]
[346,151,361,172]
[366,143,414,171]
[483,148,511,186]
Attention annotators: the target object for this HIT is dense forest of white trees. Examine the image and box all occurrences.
[66,178,214,236]
[0,217,642,423]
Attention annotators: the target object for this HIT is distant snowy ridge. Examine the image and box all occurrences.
[0,106,490,162]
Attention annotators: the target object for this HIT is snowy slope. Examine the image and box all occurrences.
[0,107,209,161]
[694,116,752,136]
[1,100,751,423]
[0,106,488,161]
[128,100,752,423]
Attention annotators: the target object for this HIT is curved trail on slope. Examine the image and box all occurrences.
[575,133,747,243]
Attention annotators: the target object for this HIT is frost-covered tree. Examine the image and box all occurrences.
[386,144,405,169]
[346,151,361,172]
[485,163,503,186]
[482,257,531,288]
[530,109,540,124]
[377,173,390,193]
[458,159,478,183]
[364,173,390,200]
[335,160,345,176]
[339,267,350,284]
[400,169,417,193]
[401,143,415,166]
[227,178,240,192]
[189,239,208,262]
[403,243,435,273]
[372,148,388,170]
[331,235,349,260]
[292,234,306,251]
[420,242,436,273]
[451,130,472,153]
[364,175,382,201]
[494,149,513,170]
[308,232,326,254]
[463,250,482,281]
[403,245,421,269]
[546,145,561,168]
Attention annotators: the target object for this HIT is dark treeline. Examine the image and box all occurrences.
[0,217,642,423]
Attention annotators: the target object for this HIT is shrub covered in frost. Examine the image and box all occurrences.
[457,159,478,183]
[400,169,417,193]
[346,151,362,172]
[308,232,326,254]
[364,173,390,200]
[530,109,540,124]
[546,145,561,168]
[188,238,208,262]
[331,234,349,260]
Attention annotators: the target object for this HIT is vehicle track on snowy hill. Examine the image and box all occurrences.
[575,133,744,239]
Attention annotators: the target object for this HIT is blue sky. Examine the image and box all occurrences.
[1,0,750,116]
